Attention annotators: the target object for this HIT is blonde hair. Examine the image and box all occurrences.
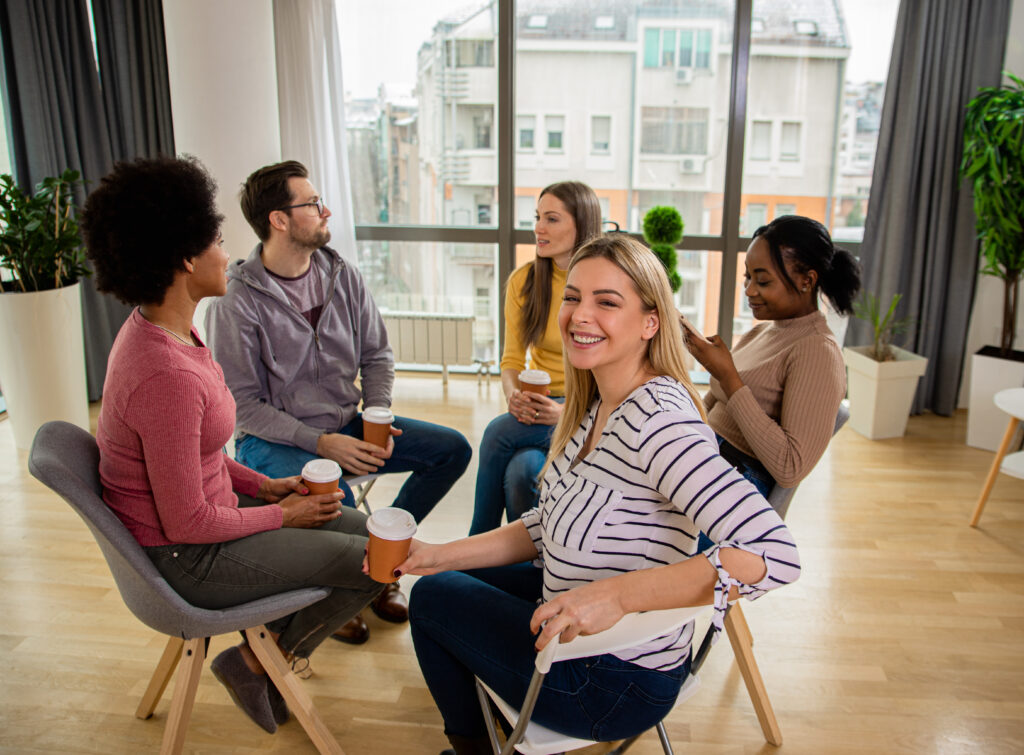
[546,235,707,470]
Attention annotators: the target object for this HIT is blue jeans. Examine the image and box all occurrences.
[409,564,690,741]
[236,414,471,523]
[469,402,563,535]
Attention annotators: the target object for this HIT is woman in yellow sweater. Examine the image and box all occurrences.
[468,181,601,534]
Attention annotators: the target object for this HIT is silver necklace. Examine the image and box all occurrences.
[152,322,194,346]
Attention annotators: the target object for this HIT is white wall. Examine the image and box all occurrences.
[163,0,281,263]
[959,0,1024,406]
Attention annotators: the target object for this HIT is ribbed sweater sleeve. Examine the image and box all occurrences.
[127,369,282,543]
[709,312,845,488]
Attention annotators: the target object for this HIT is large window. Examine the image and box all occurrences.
[339,0,897,365]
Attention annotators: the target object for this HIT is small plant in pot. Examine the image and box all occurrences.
[642,205,683,293]
[0,169,91,450]
[852,292,913,362]
[0,169,89,292]
[843,292,927,440]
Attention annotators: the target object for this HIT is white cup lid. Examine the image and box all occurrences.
[301,458,341,483]
[363,406,395,424]
[519,369,551,385]
[366,507,417,540]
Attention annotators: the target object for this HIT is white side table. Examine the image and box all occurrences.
[970,387,1024,526]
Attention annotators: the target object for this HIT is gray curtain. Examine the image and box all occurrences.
[0,0,174,401]
[844,0,1012,416]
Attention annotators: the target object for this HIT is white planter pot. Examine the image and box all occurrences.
[843,345,928,440]
[0,284,89,450]
[966,346,1024,451]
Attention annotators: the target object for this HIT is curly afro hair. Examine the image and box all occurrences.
[82,156,223,305]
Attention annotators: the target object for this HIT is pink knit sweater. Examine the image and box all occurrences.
[98,309,281,546]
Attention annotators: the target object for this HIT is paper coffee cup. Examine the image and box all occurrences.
[301,458,341,495]
[518,369,551,394]
[363,406,394,448]
[365,508,417,583]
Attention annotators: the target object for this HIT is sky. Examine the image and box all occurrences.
[337,0,901,99]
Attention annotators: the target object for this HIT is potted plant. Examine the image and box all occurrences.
[642,205,683,292]
[842,293,928,439]
[0,169,91,450]
[961,72,1024,450]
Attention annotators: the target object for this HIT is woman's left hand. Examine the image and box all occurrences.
[517,393,563,426]
[529,579,626,650]
[258,475,308,503]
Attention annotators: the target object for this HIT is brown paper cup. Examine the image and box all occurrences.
[301,459,341,495]
[365,508,417,583]
[363,406,394,448]
[367,533,412,583]
[518,369,551,395]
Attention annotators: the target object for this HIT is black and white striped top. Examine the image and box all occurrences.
[521,375,801,671]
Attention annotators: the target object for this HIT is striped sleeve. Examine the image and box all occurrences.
[636,410,801,606]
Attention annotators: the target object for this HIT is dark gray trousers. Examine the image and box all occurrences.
[146,495,382,657]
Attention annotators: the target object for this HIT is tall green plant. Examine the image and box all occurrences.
[853,292,913,362]
[0,169,89,293]
[961,71,1024,356]
[641,205,683,292]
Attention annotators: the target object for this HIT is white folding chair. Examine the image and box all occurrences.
[342,473,380,515]
[474,605,713,755]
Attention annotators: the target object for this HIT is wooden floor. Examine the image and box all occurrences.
[1,372,1023,754]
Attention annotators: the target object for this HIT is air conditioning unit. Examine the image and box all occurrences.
[675,67,694,85]
[680,157,704,174]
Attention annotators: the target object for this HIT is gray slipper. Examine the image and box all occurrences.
[267,680,291,725]
[210,646,277,733]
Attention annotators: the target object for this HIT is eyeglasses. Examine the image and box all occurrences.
[278,198,326,216]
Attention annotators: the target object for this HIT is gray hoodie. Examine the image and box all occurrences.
[206,244,393,453]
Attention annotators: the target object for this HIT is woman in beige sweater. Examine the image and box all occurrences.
[685,215,861,496]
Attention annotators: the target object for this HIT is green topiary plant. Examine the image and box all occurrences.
[0,169,89,293]
[641,205,684,292]
[961,71,1024,357]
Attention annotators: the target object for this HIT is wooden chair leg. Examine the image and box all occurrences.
[245,626,344,755]
[136,636,184,719]
[970,417,1019,527]
[160,637,205,755]
[724,606,782,747]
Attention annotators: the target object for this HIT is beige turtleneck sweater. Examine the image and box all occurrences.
[704,310,845,488]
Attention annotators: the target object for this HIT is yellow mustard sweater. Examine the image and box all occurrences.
[499,262,567,396]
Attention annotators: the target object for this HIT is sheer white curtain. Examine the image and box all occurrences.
[272,0,357,261]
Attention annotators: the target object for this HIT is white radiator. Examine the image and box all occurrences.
[382,311,475,383]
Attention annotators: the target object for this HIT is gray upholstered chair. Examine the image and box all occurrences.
[724,401,851,746]
[28,421,343,755]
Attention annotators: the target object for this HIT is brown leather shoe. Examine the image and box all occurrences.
[331,612,370,644]
[370,582,409,623]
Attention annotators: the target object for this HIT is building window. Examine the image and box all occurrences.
[516,195,535,228]
[640,107,708,155]
[456,40,493,67]
[780,121,801,161]
[643,28,660,68]
[775,203,796,218]
[517,115,535,150]
[750,120,771,161]
[591,115,611,153]
[745,203,767,234]
[678,29,693,68]
[695,29,712,68]
[545,115,564,151]
[477,204,492,225]
[661,29,676,67]
[474,112,492,149]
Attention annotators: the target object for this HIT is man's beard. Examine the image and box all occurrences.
[290,224,331,250]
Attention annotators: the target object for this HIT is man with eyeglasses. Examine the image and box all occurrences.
[206,161,471,645]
